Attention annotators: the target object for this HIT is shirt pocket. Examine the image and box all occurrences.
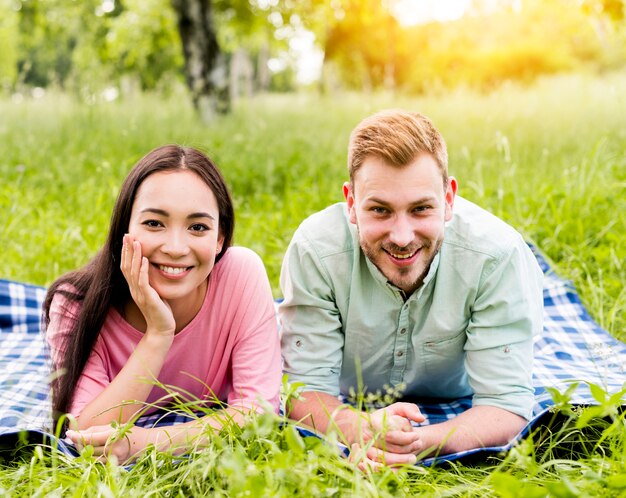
[421,330,467,377]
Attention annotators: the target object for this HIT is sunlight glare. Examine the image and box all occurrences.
[391,0,472,26]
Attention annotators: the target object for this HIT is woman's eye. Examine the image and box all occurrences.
[190,224,209,232]
[142,220,162,228]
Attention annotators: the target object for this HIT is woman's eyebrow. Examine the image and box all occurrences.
[187,212,215,220]
[140,208,169,216]
[140,208,215,220]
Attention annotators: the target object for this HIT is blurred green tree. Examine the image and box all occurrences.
[0,3,19,90]
[4,0,626,102]
[323,0,405,91]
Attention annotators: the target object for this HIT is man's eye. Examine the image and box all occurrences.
[372,207,388,214]
[413,206,430,213]
[190,224,209,232]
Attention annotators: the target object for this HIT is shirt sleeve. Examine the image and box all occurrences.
[46,290,80,371]
[464,237,543,420]
[279,231,345,396]
[226,249,282,414]
[46,289,112,417]
[68,340,112,417]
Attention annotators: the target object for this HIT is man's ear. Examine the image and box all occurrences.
[444,177,458,222]
[343,182,357,225]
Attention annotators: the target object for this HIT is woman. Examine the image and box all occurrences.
[43,145,281,462]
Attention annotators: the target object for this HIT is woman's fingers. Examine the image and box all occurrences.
[119,234,175,335]
[120,234,131,278]
[138,254,151,293]
[67,426,115,446]
[121,236,150,304]
[130,241,142,287]
[121,235,142,300]
[66,427,133,462]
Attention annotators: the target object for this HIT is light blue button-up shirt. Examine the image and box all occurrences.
[279,197,543,420]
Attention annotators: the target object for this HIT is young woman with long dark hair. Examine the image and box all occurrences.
[43,145,281,461]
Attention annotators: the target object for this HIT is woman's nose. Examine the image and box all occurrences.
[161,232,191,257]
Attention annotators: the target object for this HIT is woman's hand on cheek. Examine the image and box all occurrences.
[121,234,176,337]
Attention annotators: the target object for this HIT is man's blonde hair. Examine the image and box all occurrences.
[348,109,448,186]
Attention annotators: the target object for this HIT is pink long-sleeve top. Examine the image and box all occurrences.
[47,246,282,417]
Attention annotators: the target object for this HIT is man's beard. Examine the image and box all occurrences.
[360,235,443,294]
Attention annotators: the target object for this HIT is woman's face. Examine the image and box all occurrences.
[126,169,224,305]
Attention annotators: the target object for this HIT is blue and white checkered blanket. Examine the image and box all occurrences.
[1,246,625,464]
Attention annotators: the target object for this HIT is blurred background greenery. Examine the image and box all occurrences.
[1,0,625,339]
[1,3,625,491]
[1,0,625,109]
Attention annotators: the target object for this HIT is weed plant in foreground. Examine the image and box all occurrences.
[0,382,625,497]
[0,72,625,493]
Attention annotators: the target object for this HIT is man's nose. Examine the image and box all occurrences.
[388,215,414,248]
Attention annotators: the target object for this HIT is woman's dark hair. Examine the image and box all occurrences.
[42,145,234,424]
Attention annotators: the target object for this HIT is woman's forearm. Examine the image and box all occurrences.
[75,333,173,429]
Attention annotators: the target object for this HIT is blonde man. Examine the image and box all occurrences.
[279,110,543,469]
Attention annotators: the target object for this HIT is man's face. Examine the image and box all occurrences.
[344,153,456,294]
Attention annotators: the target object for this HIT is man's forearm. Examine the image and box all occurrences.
[415,405,526,457]
[288,394,526,461]
[287,391,363,445]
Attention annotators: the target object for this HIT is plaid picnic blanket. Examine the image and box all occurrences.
[1,246,625,465]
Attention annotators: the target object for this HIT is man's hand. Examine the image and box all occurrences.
[290,392,427,466]
[357,402,425,465]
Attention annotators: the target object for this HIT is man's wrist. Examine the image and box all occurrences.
[329,405,367,445]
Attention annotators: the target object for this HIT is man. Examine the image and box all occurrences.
[279,109,543,467]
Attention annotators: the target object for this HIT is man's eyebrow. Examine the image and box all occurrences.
[410,196,438,205]
[365,196,437,205]
[140,208,215,220]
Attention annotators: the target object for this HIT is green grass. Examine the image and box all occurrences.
[1,72,624,338]
[1,72,625,495]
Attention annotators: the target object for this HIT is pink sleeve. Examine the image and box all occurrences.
[46,290,80,371]
[45,288,112,417]
[226,249,282,413]
[68,340,111,417]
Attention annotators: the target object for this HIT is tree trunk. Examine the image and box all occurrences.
[256,42,270,92]
[230,48,254,103]
[171,0,230,120]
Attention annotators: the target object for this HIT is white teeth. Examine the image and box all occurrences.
[390,252,415,260]
[159,265,187,275]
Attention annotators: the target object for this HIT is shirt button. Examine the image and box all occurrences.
[400,328,407,335]
[397,350,404,357]
[295,340,303,347]
[504,346,510,353]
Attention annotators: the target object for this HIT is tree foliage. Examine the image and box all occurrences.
[2,0,626,99]
[323,0,626,93]
[324,0,406,90]
[0,2,19,90]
